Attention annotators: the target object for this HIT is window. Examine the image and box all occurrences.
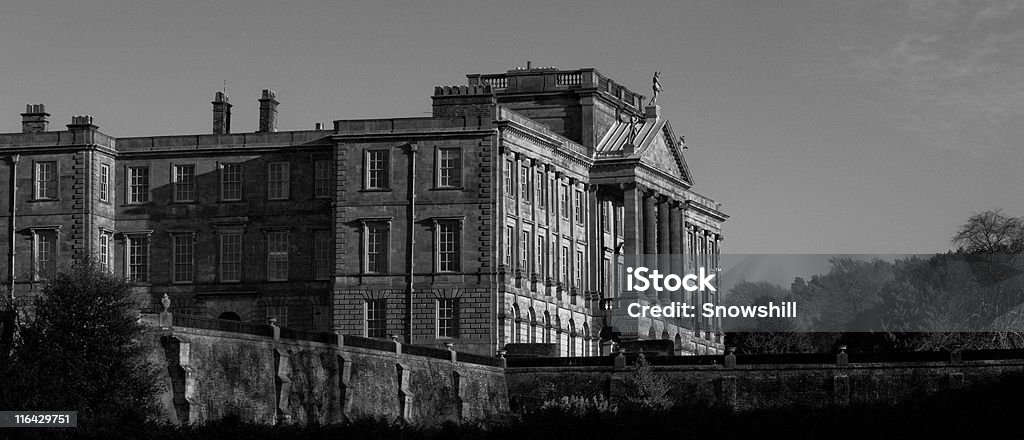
[315,159,332,197]
[504,159,514,196]
[601,201,609,232]
[314,230,332,279]
[535,170,545,208]
[573,189,583,223]
[98,233,111,272]
[34,230,57,279]
[366,299,386,338]
[436,148,461,188]
[615,205,624,237]
[520,230,529,270]
[128,166,149,203]
[535,233,544,274]
[99,164,110,202]
[172,234,194,282]
[221,163,242,201]
[559,184,569,219]
[602,257,611,293]
[527,308,537,342]
[437,298,458,338]
[504,225,513,267]
[549,236,556,278]
[35,161,57,199]
[436,221,460,272]
[267,231,289,280]
[560,246,569,283]
[266,305,288,328]
[173,164,196,202]
[364,223,388,274]
[574,250,583,289]
[220,233,242,282]
[568,319,577,356]
[519,163,530,202]
[267,162,290,200]
[127,235,149,282]
[364,149,387,189]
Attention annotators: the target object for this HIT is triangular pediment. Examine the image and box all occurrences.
[636,120,693,186]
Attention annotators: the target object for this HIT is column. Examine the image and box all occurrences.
[587,184,601,301]
[621,182,641,261]
[656,196,671,302]
[669,200,684,303]
[642,189,657,268]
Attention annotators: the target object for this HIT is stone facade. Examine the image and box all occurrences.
[0,66,726,357]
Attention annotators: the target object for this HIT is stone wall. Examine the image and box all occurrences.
[504,351,1024,412]
[143,322,508,426]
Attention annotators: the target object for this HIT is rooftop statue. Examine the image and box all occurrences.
[649,71,663,106]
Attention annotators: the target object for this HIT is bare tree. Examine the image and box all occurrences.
[953,209,1024,254]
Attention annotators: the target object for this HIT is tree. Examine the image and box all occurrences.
[953,209,1024,254]
[622,354,673,411]
[0,260,162,429]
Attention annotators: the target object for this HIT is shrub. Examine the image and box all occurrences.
[623,353,674,410]
[539,394,619,417]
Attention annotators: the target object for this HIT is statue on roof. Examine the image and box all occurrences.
[649,71,663,106]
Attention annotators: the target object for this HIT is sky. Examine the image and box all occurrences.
[1,0,1021,254]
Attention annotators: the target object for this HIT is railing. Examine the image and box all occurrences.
[458,352,505,367]
[172,314,275,338]
[556,72,583,86]
[506,349,1024,369]
[341,335,397,353]
[160,314,504,368]
[481,75,508,88]
[402,344,453,361]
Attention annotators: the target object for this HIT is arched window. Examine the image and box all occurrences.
[528,307,536,343]
[583,322,591,356]
[543,311,552,343]
[568,319,577,357]
[554,315,562,354]
[511,303,521,344]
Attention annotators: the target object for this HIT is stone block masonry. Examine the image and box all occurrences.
[143,322,508,425]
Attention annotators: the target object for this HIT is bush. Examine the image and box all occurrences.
[539,394,618,417]
[622,353,674,410]
[0,260,163,433]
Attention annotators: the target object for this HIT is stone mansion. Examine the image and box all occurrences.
[0,66,726,356]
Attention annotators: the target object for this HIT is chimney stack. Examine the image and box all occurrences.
[21,104,50,133]
[212,91,232,134]
[258,89,278,133]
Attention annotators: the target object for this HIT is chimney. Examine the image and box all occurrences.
[431,85,496,118]
[212,91,232,134]
[67,115,96,130]
[314,122,324,130]
[258,89,278,133]
[21,104,50,133]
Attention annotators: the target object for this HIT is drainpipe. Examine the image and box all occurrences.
[404,142,417,344]
[8,154,18,303]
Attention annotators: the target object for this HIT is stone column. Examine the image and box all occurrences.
[621,183,641,261]
[642,188,657,268]
[587,184,601,301]
[656,196,671,302]
[669,200,684,303]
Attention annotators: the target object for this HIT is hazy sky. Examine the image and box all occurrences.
[1,0,1021,254]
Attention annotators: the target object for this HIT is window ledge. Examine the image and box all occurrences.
[359,188,392,193]
[430,186,465,191]
[27,198,60,203]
